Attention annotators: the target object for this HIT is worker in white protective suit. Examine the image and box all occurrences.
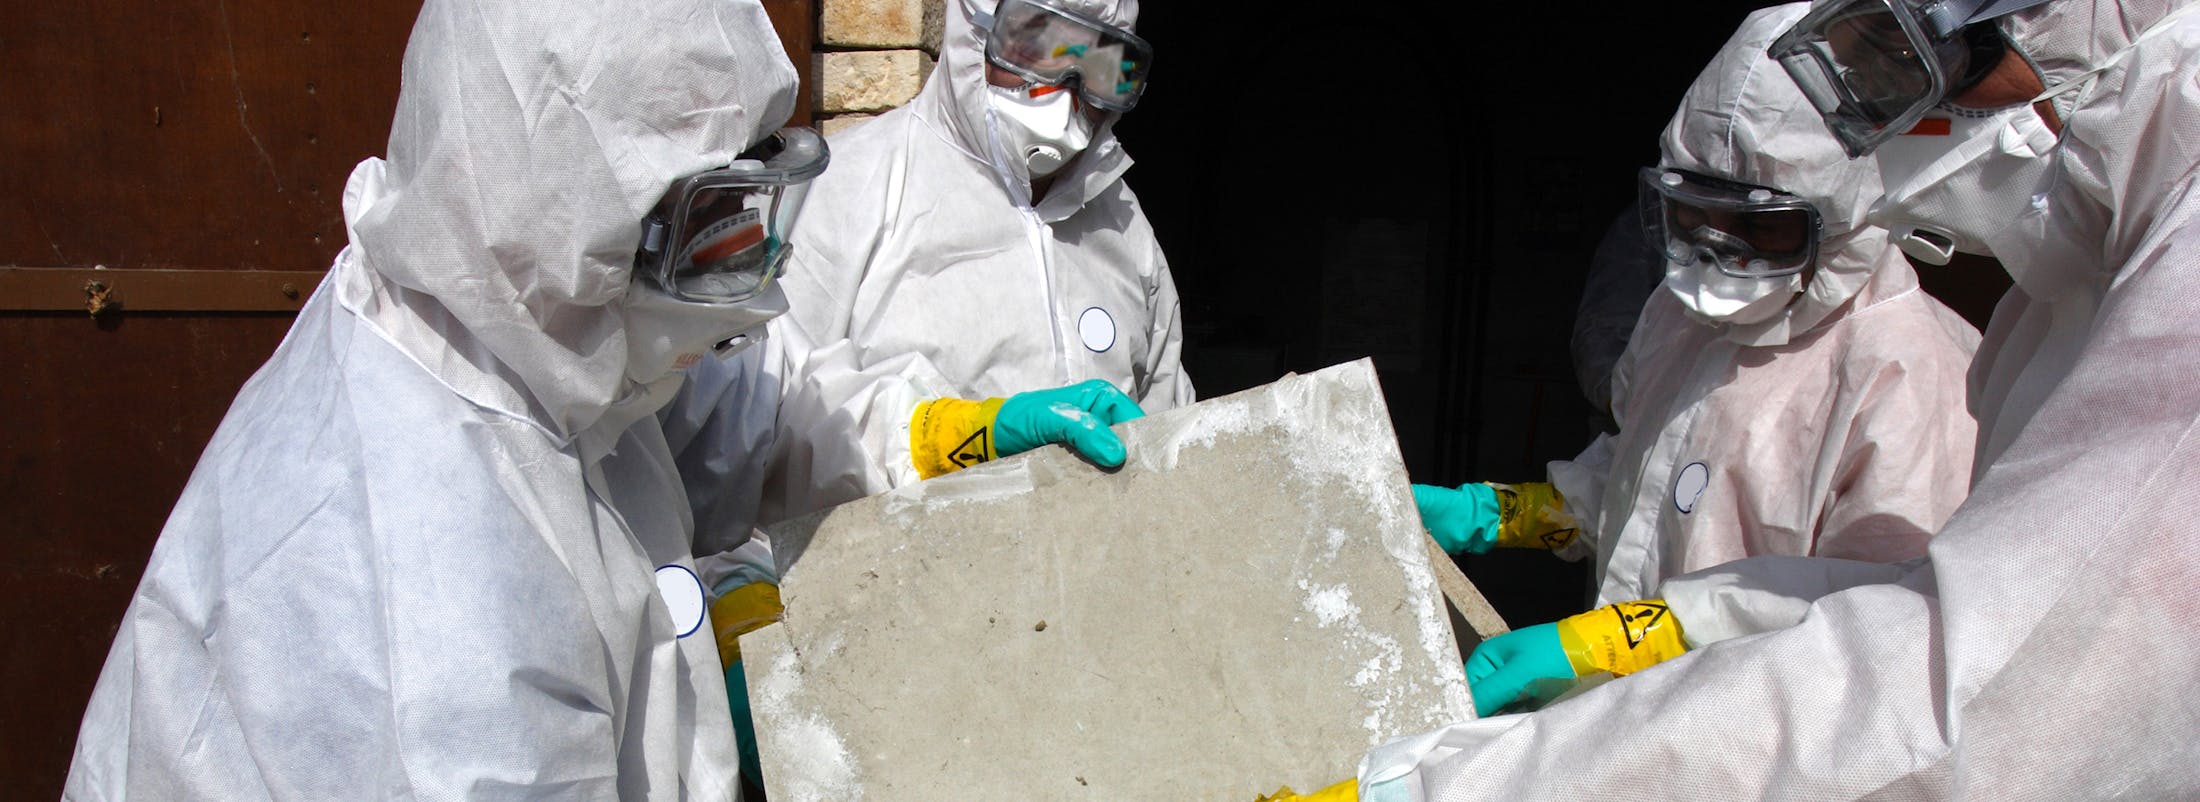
[683,3,1186,780]
[1408,2,1981,719]
[63,0,816,797]
[708,0,1190,528]
[1265,0,2200,799]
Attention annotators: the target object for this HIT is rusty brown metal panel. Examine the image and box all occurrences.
[0,267,325,312]
[0,0,416,794]
[0,313,298,799]
[2,0,816,271]
[1,0,421,272]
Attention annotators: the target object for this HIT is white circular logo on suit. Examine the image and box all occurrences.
[1673,462,1710,514]
[654,563,707,638]
[1078,306,1115,353]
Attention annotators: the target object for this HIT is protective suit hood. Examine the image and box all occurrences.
[928,0,1138,215]
[1659,4,1886,347]
[337,0,798,442]
[1998,0,2195,281]
[2004,0,2190,92]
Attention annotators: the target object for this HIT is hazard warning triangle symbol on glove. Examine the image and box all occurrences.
[1619,601,1670,649]
[951,427,991,468]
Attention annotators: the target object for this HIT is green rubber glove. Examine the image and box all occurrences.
[995,379,1146,462]
[1412,482,1503,554]
[1466,600,1689,717]
[725,660,763,792]
[911,379,1147,478]
[1464,622,1573,717]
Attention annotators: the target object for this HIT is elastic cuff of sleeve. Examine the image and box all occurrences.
[910,396,1005,479]
[711,582,784,668]
[1555,599,1687,677]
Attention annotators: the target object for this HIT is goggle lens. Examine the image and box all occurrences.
[637,127,828,303]
[670,185,785,301]
[1641,169,1820,278]
[1820,6,1937,122]
[1770,0,1955,156]
[986,0,1151,110]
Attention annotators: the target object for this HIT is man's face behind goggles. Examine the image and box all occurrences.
[1640,168,1823,279]
[982,0,1153,112]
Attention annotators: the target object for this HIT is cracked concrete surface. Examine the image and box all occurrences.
[743,359,1483,800]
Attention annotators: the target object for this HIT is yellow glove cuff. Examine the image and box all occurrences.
[1555,599,1686,677]
[1255,778,1357,802]
[910,396,1006,479]
[711,582,784,668]
[1488,481,1581,551]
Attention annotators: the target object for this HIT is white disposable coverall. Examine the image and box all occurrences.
[64,0,798,797]
[1362,1,2200,797]
[1547,3,1980,608]
[737,0,1191,526]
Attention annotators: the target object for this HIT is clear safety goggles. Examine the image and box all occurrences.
[1767,0,2039,157]
[978,0,1153,112]
[1639,168,1823,279]
[635,127,829,304]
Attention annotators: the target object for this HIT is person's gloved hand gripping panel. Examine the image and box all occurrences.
[910,378,1146,478]
[1465,599,1688,717]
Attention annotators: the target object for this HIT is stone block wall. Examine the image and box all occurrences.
[814,0,946,136]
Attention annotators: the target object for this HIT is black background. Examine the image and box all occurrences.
[1114,2,2008,625]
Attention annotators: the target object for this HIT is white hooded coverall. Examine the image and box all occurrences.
[64,0,799,797]
[1549,2,1980,609]
[1363,0,2200,797]
[730,0,1192,527]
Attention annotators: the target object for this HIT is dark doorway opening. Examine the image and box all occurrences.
[1119,1,1781,626]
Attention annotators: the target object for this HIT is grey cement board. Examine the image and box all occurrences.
[743,359,1475,801]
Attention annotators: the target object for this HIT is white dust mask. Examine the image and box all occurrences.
[1869,104,2059,264]
[985,85,1094,178]
[1665,258,1802,326]
[621,281,786,386]
[1869,97,2110,301]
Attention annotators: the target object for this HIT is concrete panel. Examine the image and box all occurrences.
[744,359,1483,800]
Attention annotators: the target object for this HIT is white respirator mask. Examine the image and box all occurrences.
[621,281,786,386]
[985,85,1094,178]
[1868,103,2060,265]
[1665,258,1803,326]
[1867,96,2113,302]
